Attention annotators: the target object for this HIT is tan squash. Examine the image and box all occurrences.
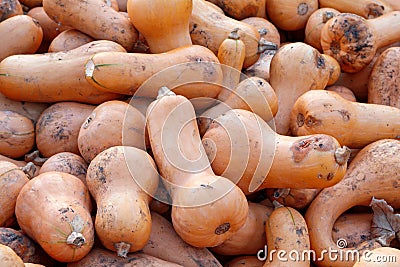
[0,15,43,62]
[304,8,340,51]
[127,0,192,53]
[266,188,321,209]
[86,146,158,257]
[243,50,276,82]
[332,213,372,248]
[43,0,138,51]
[265,0,318,31]
[36,102,95,158]
[15,171,94,262]
[84,45,222,100]
[212,202,272,255]
[190,0,263,68]
[47,29,94,52]
[39,152,88,183]
[290,90,400,148]
[321,54,341,86]
[146,87,248,247]
[0,40,125,104]
[202,109,350,195]
[67,247,183,267]
[0,0,23,22]
[198,76,278,136]
[319,0,392,19]
[143,212,223,267]
[269,42,330,135]
[241,17,280,48]
[225,256,264,267]
[305,139,400,267]
[263,206,310,267]
[27,7,70,43]
[353,247,400,267]
[207,0,267,19]
[0,244,24,267]
[0,110,35,159]
[321,11,400,73]
[216,30,246,101]
[78,101,146,162]
[368,46,400,108]
[326,85,357,102]
[0,161,29,227]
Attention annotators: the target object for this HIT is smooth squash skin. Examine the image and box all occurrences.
[0,15,43,62]
[321,11,400,73]
[326,85,357,102]
[0,40,125,104]
[319,0,392,18]
[190,0,262,68]
[332,213,372,248]
[67,247,184,267]
[243,50,276,82]
[212,202,272,256]
[0,0,23,22]
[146,87,248,248]
[127,0,192,53]
[263,206,310,267]
[15,172,94,262]
[0,244,24,267]
[289,90,400,148]
[86,146,158,257]
[84,45,222,99]
[207,0,267,20]
[43,0,138,51]
[305,139,400,267]
[368,47,400,108]
[202,109,349,195]
[36,102,95,158]
[0,161,29,227]
[143,212,223,267]
[48,29,94,52]
[265,188,321,210]
[353,247,400,267]
[321,54,341,86]
[269,42,330,135]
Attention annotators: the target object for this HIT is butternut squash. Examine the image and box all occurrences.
[265,0,318,31]
[243,50,276,82]
[0,161,29,227]
[0,15,43,62]
[226,256,264,267]
[27,7,70,43]
[0,111,35,159]
[269,42,330,135]
[241,17,280,48]
[207,0,267,20]
[78,100,146,162]
[202,109,350,195]
[263,206,310,267]
[305,139,400,267]
[146,87,248,247]
[15,171,94,262]
[319,0,392,19]
[368,47,400,108]
[353,247,400,267]
[322,54,341,86]
[39,152,88,183]
[216,30,246,101]
[47,29,94,52]
[36,102,95,158]
[304,8,340,52]
[326,85,357,102]
[67,247,183,267]
[43,0,138,51]
[127,0,192,53]
[86,146,158,257]
[84,45,222,100]
[321,11,400,73]
[266,188,321,209]
[0,40,125,104]
[143,211,223,267]
[190,0,263,68]
[289,90,400,148]
[332,213,372,248]
[0,243,24,267]
[212,202,272,255]
[0,0,22,22]
[198,76,278,136]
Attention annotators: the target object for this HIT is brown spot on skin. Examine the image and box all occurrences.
[291,135,335,163]
[366,3,385,18]
[297,3,309,16]
[215,222,230,235]
[297,113,305,127]
[305,115,321,127]
[337,110,351,121]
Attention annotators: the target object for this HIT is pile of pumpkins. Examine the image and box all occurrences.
[0,0,400,266]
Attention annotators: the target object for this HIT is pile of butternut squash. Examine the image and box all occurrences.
[0,0,400,266]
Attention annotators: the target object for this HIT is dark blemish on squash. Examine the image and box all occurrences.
[305,115,321,127]
[83,112,95,129]
[327,173,334,181]
[297,3,308,16]
[337,110,351,121]
[97,166,107,184]
[215,222,230,235]
[296,228,304,236]
[59,207,69,214]
[297,113,305,127]
[330,40,341,55]
[316,55,326,69]
[291,135,334,163]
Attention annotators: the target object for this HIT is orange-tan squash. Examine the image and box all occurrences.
[243,50,276,82]
[353,247,400,267]
[48,29,94,52]
[18,0,41,8]
[326,85,357,102]
[319,0,392,18]
[332,213,372,248]
[241,17,280,48]
[321,54,341,86]
[265,188,321,209]
[0,0,23,22]
[15,171,94,262]
[0,243,24,266]
[207,0,267,20]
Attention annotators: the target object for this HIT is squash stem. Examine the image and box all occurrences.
[157,86,176,99]
[66,232,86,248]
[258,38,278,53]
[115,241,131,258]
[20,162,36,179]
[334,146,351,166]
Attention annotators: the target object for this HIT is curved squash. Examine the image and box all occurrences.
[0,244,24,267]
[319,0,392,19]
[332,213,372,248]
[146,87,248,247]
